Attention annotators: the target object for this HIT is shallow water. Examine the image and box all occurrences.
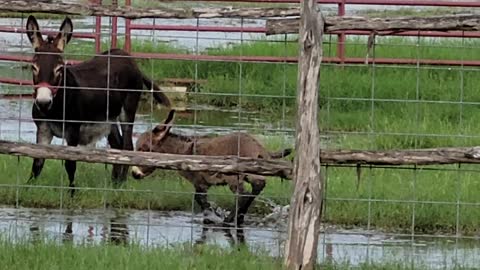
[0,98,296,146]
[1,4,479,269]
[0,206,479,269]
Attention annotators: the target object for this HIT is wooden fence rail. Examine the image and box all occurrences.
[2,140,480,179]
[0,0,300,19]
[0,140,293,178]
[266,14,480,34]
[1,0,479,33]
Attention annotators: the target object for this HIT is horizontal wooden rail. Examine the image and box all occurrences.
[267,14,480,34]
[0,140,293,178]
[195,0,480,7]
[0,1,300,19]
[2,140,480,177]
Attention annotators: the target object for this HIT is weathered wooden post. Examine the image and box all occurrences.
[284,0,324,269]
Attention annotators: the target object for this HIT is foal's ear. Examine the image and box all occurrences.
[152,110,176,140]
[54,17,73,51]
[26,15,43,50]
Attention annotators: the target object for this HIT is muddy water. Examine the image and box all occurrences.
[0,98,295,146]
[0,206,479,269]
[1,4,479,269]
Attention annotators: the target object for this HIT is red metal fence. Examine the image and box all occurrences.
[0,0,479,88]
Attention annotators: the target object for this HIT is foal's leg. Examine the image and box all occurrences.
[197,184,224,225]
[29,122,53,182]
[183,172,222,224]
[224,175,266,226]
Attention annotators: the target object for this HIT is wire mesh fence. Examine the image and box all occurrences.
[0,1,479,269]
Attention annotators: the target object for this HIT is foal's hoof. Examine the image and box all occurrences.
[223,215,245,227]
[203,208,224,225]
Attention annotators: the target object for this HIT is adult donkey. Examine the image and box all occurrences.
[25,15,171,195]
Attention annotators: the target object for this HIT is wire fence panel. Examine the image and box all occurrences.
[0,1,479,269]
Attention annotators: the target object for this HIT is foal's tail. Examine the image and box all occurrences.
[269,148,293,159]
[268,148,293,181]
[142,75,171,108]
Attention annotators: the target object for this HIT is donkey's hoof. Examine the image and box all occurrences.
[203,208,223,225]
[26,174,36,184]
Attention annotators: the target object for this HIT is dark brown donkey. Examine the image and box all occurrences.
[25,15,170,194]
[131,110,292,226]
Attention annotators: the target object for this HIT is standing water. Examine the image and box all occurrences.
[0,206,479,269]
[0,3,479,269]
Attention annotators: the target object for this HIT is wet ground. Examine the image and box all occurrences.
[0,98,296,146]
[0,206,479,269]
[1,3,480,269]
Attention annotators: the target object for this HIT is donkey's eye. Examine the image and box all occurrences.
[31,65,39,74]
[54,65,64,75]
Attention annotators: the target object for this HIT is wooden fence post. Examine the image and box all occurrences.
[284,0,324,269]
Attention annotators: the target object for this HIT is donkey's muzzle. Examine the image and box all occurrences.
[131,166,145,180]
[34,83,55,112]
[34,97,53,112]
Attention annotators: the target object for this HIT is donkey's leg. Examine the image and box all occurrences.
[117,95,140,183]
[224,175,266,226]
[185,173,220,224]
[236,176,266,225]
[65,129,79,197]
[197,185,223,225]
[194,185,211,212]
[107,124,124,181]
[29,122,53,182]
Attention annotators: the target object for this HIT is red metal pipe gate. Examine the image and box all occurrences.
[0,0,479,88]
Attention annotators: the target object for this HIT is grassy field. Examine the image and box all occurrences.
[0,238,468,270]
[2,34,480,234]
[0,154,479,235]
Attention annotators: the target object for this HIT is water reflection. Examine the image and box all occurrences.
[2,207,480,269]
[63,219,73,243]
[108,217,129,245]
[61,215,130,246]
[196,225,246,247]
[0,98,295,147]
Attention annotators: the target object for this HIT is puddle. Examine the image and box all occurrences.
[1,4,478,268]
[0,98,296,147]
[0,206,478,269]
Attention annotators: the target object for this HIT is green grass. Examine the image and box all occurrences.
[84,35,480,113]
[0,142,292,213]
[1,152,479,235]
[0,239,472,270]
[4,32,480,234]
[0,240,283,270]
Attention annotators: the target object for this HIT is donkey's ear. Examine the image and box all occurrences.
[54,17,73,51]
[26,15,43,50]
[152,110,176,140]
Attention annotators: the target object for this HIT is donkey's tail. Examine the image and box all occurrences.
[269,148,293,159]
[142,75,171,107]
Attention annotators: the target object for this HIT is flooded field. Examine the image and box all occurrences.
[0,98,296,147]
[1,3,480,269]
[0,206,479,269]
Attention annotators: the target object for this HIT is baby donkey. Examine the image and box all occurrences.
[132,110,292,226]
